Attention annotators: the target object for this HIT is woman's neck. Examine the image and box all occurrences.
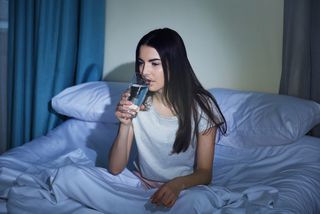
[152,93,175,117]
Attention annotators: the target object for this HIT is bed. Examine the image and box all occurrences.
[1,81,320,214]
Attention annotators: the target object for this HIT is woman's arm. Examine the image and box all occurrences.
[108,123,134,174]
[108,91,136,175]
[150,127,216,208]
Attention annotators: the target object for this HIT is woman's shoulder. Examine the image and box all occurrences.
[194,90,217,110]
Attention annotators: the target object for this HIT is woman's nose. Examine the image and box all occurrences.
[141,64,150,75]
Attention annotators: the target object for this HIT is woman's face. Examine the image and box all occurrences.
[138,45,165,94]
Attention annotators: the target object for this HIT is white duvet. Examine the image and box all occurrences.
[2,149,278,214]
[1,119,320,214]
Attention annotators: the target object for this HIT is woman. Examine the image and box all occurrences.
[109,28,226,208]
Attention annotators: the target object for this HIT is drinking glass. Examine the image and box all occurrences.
[127,73,148,112]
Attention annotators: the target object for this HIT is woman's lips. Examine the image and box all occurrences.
[144,79,152,85]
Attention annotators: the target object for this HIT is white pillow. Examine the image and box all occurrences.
[52,82,320,147]
[210,88,320,147]
[52,81,127,123]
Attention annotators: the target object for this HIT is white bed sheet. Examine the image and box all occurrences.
[1,118,320,213]
[213,135,320,213]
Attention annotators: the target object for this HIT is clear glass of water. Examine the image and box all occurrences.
[128,73,148,112]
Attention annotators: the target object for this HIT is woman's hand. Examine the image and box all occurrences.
[115,91,138,125]
[149,128,216,208]
[150,179,184,208]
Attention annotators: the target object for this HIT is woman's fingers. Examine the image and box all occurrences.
[116,100,138,120]
[121,91,130,100]
[151,186,178,208]
[118,99,131,107]
[115,90,140,123]
[160,194,175,207]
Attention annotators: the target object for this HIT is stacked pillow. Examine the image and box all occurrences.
[52,81,320,148]
[52,81,129,124]
[210,88,320,147]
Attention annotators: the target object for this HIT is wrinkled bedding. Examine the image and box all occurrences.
[1,119,320,214]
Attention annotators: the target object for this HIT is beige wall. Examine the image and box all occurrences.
[103,0,283,93]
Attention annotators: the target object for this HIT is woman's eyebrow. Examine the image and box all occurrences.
[138,58,161,62]
[148,58,161,62]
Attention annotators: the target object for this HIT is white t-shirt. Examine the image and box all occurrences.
[132,104,210,182]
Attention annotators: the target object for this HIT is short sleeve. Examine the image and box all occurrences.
[197,99,225,133]
[198,113,211,133]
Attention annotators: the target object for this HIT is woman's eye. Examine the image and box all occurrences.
[152,62,160,66]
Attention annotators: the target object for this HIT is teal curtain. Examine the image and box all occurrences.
[7,0,105,149]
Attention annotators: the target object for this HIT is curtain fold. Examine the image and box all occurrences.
[0,0,8,154]
[280,0,320,136]
[7,0,105,149]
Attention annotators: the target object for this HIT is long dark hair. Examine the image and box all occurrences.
[135,28,227,153]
